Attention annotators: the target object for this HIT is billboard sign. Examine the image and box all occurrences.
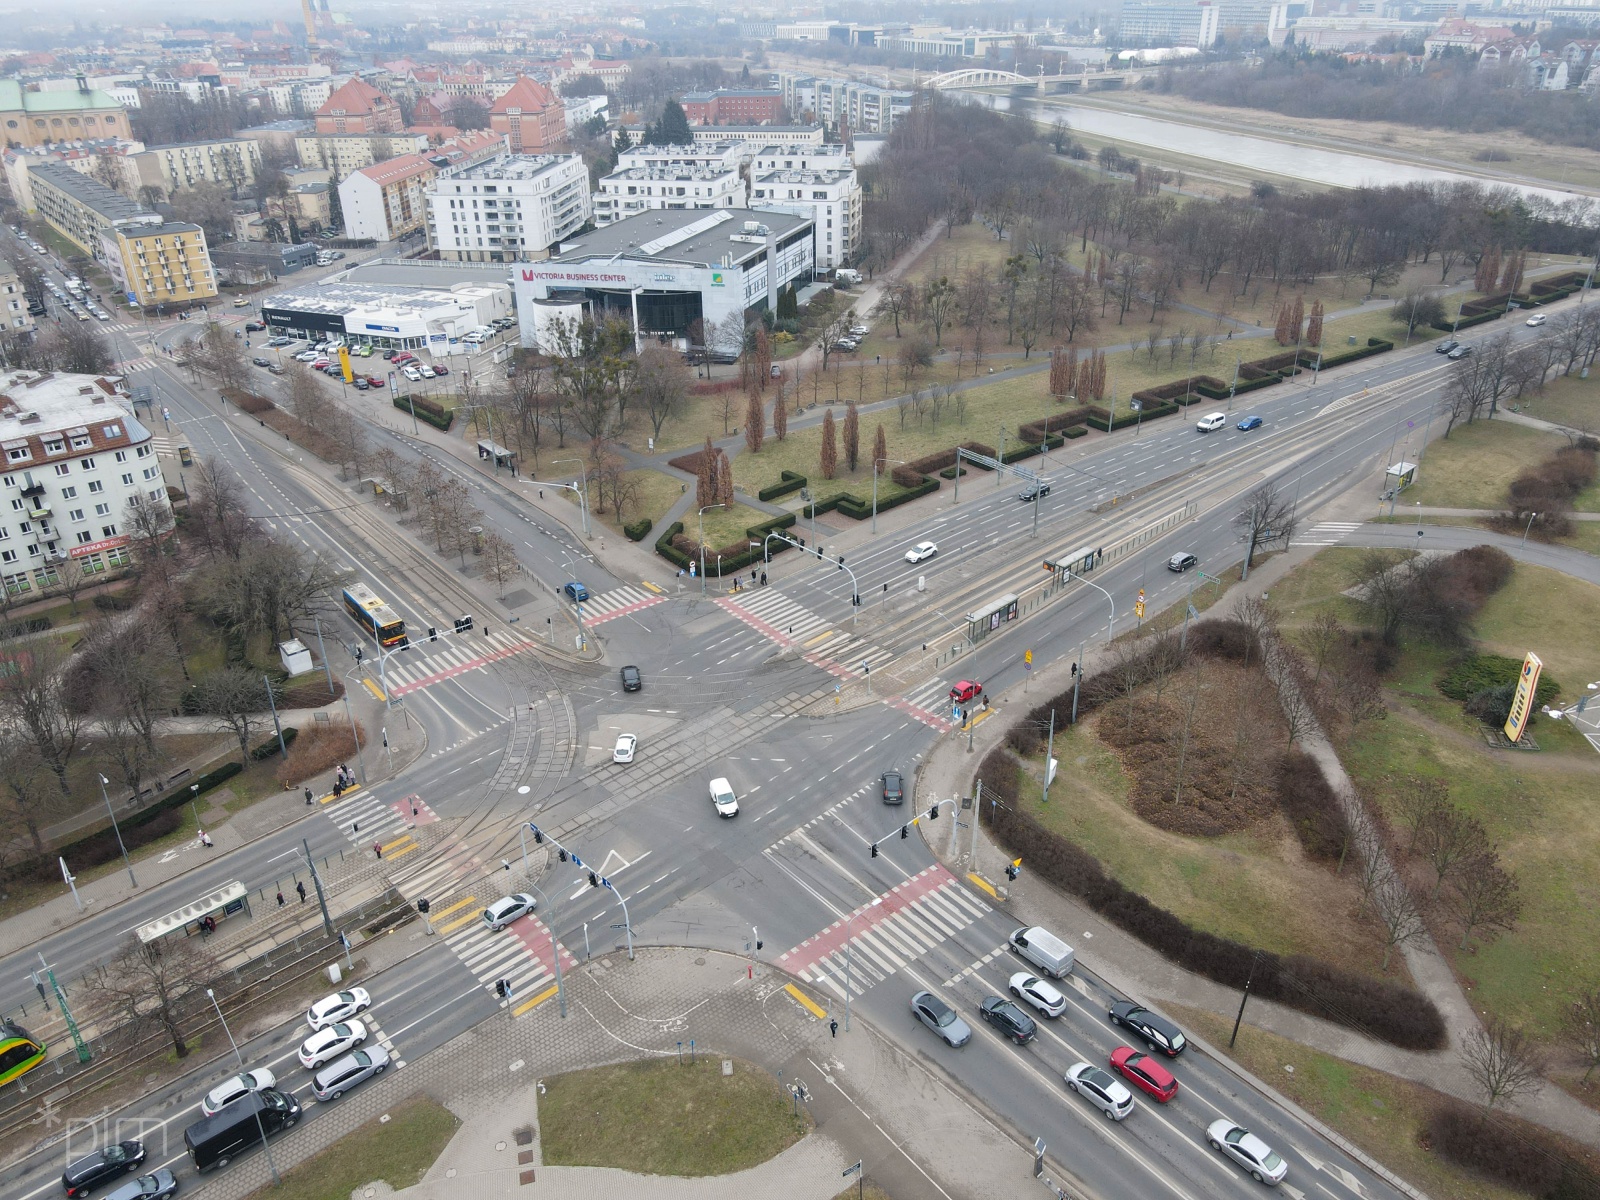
[338,346,353,383]
[1503,651,1543,743]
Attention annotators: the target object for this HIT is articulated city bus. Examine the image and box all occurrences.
[342,583,407,648]
[0,1021,46,1090]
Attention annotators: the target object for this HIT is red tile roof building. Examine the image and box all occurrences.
[488,77,565,153]
[314,79,402,135]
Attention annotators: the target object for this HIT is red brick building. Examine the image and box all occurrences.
[488,77,566,153]
[314,79,402,135]
[680,89,784,126]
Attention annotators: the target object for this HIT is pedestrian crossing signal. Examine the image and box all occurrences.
[900,824,909,839]
[927,804,939,821]
[417,898,430,914]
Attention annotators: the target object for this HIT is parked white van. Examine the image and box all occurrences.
[1009,926,1075,978]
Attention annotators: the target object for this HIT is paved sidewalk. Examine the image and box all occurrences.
[197,948,1027,1200]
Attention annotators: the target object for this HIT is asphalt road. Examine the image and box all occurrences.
[2,231,1580,1200]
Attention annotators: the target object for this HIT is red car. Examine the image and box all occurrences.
[431,363,449,375]
[949,680,983,704]
[1110,1046,1178,1103]
[366,375,384,388]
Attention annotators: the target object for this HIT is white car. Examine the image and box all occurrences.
[200,1068,277,1116]
[295,350,319,362]
[298,1020,367,1068]
[1009,972,1067,1018]
[1208,1120,1289,1186]
[613,734,637,764]
[1196,412,1228,432]
[904,540,939,564]
[709,776,739,817]
[1065,1062,1135,1121]
[1526,314,1547,327]
[418,365,436,378]
[402,366,422,381]
[483,893,536,931]
[306,987,371,1030]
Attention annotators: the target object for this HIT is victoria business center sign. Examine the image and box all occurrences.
[514,260,745,332]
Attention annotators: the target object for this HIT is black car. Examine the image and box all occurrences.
[353,378,370,390]
[881,770,904,804]
[979,995,1037,1044]
[62,1141,146,1196]
[102,1171,178,1200]
[1108,1000,1187,1057]
[244,321,265,332]
[1435,339,1459,355]
[620,664,642,692]
[1018,482,1051,502]
[252,357,271,367]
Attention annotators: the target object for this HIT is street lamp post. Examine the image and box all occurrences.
[98,774,136,888]
[697,502,725,594]
[843,896,883,1033]
[551,458,591,537]
[207,988,281,1185]
[340,670,369,782]
[1521,510,1540,549]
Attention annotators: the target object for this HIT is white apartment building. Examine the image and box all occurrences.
[0,370,166,599]
[0,259,35,337]
[615,141,749,173]
[425,153,592,262]
[748,143,852,173]
[592,165,746,227]
[133,137,262,197]
[750,167,861,269]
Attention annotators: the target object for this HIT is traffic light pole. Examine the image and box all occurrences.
[526,822,635,960]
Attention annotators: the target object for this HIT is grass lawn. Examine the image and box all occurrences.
[694,502,773,550]
[1172,1007,1530,1200]
[1404,419,1565,511]
[1318,306,1443,353]
[1269,548,1600,1034]
[589,469,683,538]
[244,1094,459,1200]
[1516,371,1600,434]
[540,1056,811,1176]
[832,1184,892,1200]
[1010,724,1392,979]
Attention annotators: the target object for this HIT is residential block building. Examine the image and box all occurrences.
[0,259,36,338]
[339,130,504,242]
[680,88,785,125]
[294,131,429,180]
[0,369,166,599]
[313,79,403,135]
[777,75,912,134]
[425,153,592,262]
[593,165,746,226]
[488,77,566,154]
[132,137,262,198]
[750,166,861,269]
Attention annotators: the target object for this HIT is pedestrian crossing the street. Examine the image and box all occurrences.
[579,584,666,626]
[399,856,575,1012]
[776,864,993,1001]
[374,628,533,698]
[718,589,894,681]
[1293,521,1364,547]
[320,789,440,858]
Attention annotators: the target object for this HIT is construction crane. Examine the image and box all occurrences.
[300,0,319,45]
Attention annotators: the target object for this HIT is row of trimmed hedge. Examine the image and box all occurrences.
[1088,401,1180,431]
[1018,406,1093,444]
[757,470,809,503]
[1431,271,1591,334]
[1426,1096,1600,1199]
[394,394,453,431]
[624,517,652,542]
[654,510,798,575]
[977,745,1447,1050]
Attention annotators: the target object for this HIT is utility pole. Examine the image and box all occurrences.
[1040,710,1056,803]
[304,837,335,939]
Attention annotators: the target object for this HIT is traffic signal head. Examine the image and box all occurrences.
[531,826,544,843]
[588,871,599,887]
[494,979,507,998]
[870,842,879,858]
[559,849,568,862]
[900,824,909,839]
[927,804,939,821]
[1006,864,1020,881]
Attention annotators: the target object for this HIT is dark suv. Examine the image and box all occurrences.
[979,995,1037,1044]
[1018,482,1051,502]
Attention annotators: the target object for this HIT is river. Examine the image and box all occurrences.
[972,93,1584,207]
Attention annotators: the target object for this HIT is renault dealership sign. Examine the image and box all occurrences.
[1503,651,1543,743]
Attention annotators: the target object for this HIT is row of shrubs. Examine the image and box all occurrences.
[1507,442,1598,536]
[1439,653,1561,708]
[1431,270,1590,334]
[623,517,652,542]
[393,394,453,432]
[653,510,798,576]
[977,744,1447,1050]
[1426,1096,1600,1200]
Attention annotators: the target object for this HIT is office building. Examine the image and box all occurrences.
[425,153,592,262]
[1117,0,1221,48]
[260,279,512,352]
[750,166,861,269]
[680,89,785,125]
[592,165,746,226]
[0,368,166,599]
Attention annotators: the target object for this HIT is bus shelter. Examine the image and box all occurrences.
[477,440,516,470]
[137,880,250,945]
[966,593,1020,645]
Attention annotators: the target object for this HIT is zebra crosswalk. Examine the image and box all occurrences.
[776,864,993,1001]
[1293,520,1364,547]
[580,584,665,626]
[718,588,894,679]
[373,628,532,698]
[320,790,438,857]
[115,357,156,374]
[400,856,574,1010]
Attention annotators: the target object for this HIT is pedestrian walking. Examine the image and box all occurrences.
[830,1018,839,1038]
[198,829,213,848]
[352,821,359,834]
[332,780,342,799]
[276,891,285,907]
[304,787,314,805]
[760,571,767,586]
[373,842,383,858]
[296,880,307,903]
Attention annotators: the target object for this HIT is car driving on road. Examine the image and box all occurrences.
[709,777,739,817]
[904,540,938,563]
[306,988,371,1030]
[62,1142,147,1196]
[1108,999,1187,1056]
[613,734,637,764]
[911,990,972,1047]
[1209,1120,1289,1185]
[482,894,536,931]
[1167,552,1198,572]
[1009,972,1066,1018]
[298,1021,367,1069]
[978,995,1036,1044]
[201,1068,277,1116]
[1065,1063,1134,1121]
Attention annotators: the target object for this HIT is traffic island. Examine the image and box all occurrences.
[539,1055,812,1176]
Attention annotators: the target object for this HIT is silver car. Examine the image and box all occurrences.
[911,990,972,1047]
[1209,1120,1289,1186]
[1065,1062,1135,1121]
[312,1044,391,1101]
[482,893,537,931]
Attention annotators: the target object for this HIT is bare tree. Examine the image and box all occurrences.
[1275,668,1317,749]
[0,725,63,854]
[1461,1016,1546,1114]
[1349,549,1417,645]
[82,935,220,1060]
[0,633,83,794]
[879,282,913,338]
[1445,850,1522,950]
[123,495,177,587]
[194,666,272,765]
[1234,483,1297,572]
[1375,869,1427,972]
[1297,609,1346,687]
[479,531,521,595]
[636,345,689,441]
[189,459,258,561]
[1415,803,1490,899]
[1564,981,1600,1086]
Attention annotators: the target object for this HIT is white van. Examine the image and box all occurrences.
[1009,926,1075,978]
[1195,412,1228,432]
